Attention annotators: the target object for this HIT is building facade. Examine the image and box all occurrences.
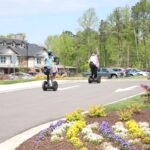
[0,38,47,74]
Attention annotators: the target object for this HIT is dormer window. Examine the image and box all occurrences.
[3,40,7,46]
[21,42,24,47]
[12,41,16,47]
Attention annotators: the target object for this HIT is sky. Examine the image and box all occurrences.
[0,0,139,45]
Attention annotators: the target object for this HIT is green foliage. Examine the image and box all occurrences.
[44,0,150,70]
[65,109,85,122]
[127,103,143,113]
[18,67,28,73]
[69,137,84,148]
[88,105,107,117]
[117,108,133,121]
[143,136,150,144]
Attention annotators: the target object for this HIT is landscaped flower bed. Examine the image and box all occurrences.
[16,104,150,150]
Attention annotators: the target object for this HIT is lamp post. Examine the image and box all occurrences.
[12,54,17,75]
[26,43,29,68]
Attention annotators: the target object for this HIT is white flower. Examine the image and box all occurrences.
[138,122,150,136]
[51,135,63,142]
[82,127,93,135]
[102,142,119,150]
[82,122,99,135]
[112,121,128,138]
[139,122,149,128]
[51,122,74,136]
[128,138,141,144]
[51,126,65,136]
[115,122,124,126]
[87,122,99,130]
[84,133,103,143]
[143,129,150,136]
[114,132,128,139]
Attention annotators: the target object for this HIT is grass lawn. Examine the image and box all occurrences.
[106,94,150,112]
[0,79,37,84]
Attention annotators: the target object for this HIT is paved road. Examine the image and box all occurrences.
[0,79,149,143]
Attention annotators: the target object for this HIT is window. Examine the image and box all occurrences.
[102,68,108,72]
[36,58,41,64]
[0,56,6,63]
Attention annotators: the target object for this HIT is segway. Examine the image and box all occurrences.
[88,75,101,84]
[42,66,58,91]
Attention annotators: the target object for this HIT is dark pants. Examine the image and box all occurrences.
[44,67,52,82]
[90,63,98,78]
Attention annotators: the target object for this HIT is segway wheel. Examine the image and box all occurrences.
[88,77,92,83]
[42,81,48,91]
[97,76,101,83]
[52,81,58,91]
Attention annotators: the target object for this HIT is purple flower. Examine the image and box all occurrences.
[49,119,66,130]
[99,121,114,135]
[99,121,130,149]
[132,147,139,150]
[34,140,40,145]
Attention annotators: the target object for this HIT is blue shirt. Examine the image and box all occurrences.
[44,54,54,68]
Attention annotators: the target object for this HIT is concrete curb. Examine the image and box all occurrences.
[0,119,63,150]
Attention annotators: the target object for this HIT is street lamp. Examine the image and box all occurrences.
[26,43,29,68]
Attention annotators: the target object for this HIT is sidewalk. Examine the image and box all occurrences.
[0,80,43,93]
[0,79,69,93]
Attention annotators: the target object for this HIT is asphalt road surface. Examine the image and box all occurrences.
[0,79,149,143]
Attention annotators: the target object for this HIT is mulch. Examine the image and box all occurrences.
[16,108,150,150]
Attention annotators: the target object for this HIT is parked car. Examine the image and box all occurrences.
[9,72,33,80]
[111,68,126,77]
[126,68,150,77]
[82,67,122,79]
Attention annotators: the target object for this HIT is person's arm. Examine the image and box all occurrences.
[44,56,47,65]
[88,56,92,63]
[96,49,100,56]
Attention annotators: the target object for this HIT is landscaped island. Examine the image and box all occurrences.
[16,94,150,150]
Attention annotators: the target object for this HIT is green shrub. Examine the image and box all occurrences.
[127,103,143,113]
[69,137,84,148]
[88,105,107,117]
[65,109,85,122]
[117,108,133,121]
[143,137,150,144]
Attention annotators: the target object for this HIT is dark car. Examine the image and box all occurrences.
[82,67,122,79]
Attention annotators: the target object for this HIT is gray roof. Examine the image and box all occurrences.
[0,38,27,45]
[27,44,47,57]
[0,38,47,57]
[0,45,19,54]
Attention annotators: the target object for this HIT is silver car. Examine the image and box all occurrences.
[9,72,33,80]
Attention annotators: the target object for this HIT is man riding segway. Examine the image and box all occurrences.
[42,50,59,91]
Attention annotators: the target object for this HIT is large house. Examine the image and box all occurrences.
[0,38,47,74]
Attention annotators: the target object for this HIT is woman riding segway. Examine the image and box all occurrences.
[88,49,101,83]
